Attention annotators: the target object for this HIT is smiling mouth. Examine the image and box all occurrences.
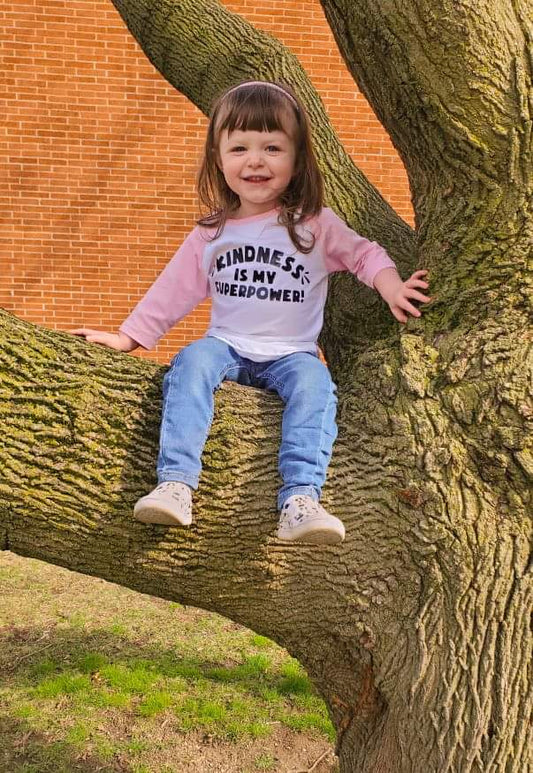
[242,176,271,182]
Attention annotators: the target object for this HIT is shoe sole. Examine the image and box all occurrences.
[277,520,345,544]
[134,501,192,527]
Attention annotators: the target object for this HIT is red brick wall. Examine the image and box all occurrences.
[1,0,412,364]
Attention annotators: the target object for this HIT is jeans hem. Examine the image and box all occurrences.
[278,486,319,510]
[157,471,199,489]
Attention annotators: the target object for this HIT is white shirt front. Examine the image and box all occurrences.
[120,208,396,361]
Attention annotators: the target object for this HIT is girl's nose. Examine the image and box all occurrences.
[247,152,263,167]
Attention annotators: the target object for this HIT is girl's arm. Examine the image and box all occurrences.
[373,268,431,323]
[69,328,140,351]
[117,228,209,350]
[71,227,209,352]
[319,209,431,322]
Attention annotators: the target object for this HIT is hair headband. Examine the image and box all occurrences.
[224,81,299,111]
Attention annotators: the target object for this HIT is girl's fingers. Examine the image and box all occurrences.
[69,328,112,346]
[70,328,97,336]
[392,307,407,323]
[398,299,422,317]
[392,270,431,321]
[406,290,432,303]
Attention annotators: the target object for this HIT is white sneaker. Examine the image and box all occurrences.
[277,495,345,544]
[133,482,193,526]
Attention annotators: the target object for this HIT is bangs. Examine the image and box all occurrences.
[215,87,296,137]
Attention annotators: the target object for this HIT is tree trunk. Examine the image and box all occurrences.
[2,0,532,770]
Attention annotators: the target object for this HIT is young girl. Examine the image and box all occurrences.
[72,81,430,545]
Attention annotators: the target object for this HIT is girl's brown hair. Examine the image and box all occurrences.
[197,81,323,254]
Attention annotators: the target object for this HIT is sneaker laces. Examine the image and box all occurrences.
[155,482,191,501]
[156,482,184,493]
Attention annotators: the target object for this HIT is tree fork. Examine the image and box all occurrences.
[109,0,414,250]
[107,0,417,363]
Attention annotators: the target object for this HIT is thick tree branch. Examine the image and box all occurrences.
[0,309,414,761]
[320,0,533,199]
[318,0,533,350]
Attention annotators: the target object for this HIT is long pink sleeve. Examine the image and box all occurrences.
[318,208,396,286]
[119,227,209,350]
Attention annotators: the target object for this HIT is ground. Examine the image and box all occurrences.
[0,552,338,773]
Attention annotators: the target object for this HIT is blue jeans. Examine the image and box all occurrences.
[157,336,338,509]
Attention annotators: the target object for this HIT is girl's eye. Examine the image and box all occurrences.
[230,146,246,153]
[266,145,280,152]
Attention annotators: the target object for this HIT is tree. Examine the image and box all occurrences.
[1,0,531,770]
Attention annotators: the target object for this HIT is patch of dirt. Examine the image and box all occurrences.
[139,726,337,772]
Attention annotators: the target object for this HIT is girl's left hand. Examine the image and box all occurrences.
[387,269,431,323]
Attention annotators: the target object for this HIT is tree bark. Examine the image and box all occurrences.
[2,1,532,771]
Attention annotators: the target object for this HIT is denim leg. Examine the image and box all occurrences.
[258,353,338,509]
[157,337,245,488]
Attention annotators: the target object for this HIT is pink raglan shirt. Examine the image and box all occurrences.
[120,207,396,361]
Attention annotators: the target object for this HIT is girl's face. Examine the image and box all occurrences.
[217,127,297,218]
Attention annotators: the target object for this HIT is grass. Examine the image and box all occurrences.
[0,552,336,773]
[21,651,328,741]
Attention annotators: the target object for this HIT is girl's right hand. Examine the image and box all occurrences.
[69,328,139,352]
